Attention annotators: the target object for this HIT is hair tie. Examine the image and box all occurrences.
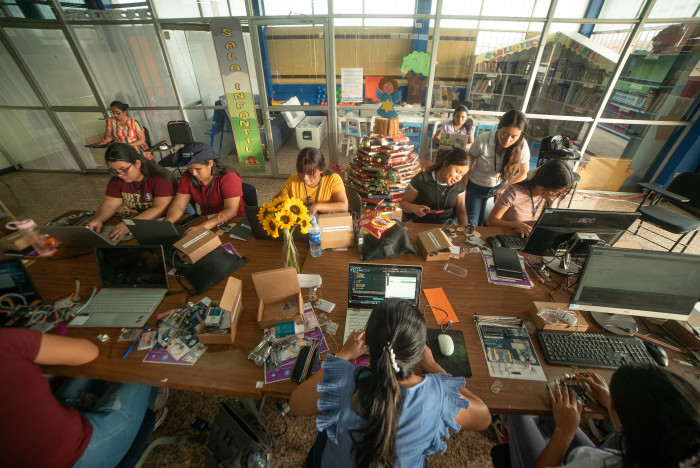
[385,342,400,374]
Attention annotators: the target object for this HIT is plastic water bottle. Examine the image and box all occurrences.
[309,216,322,257]
[5,219,57,257]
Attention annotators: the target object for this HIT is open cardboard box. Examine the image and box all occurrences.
[529,301,589,331]
[198,277,243,344]
[416,227,453,262]
[252,267,304,329]
[173,226,221,263]
[318,212,353,250]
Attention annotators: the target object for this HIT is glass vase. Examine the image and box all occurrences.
[281,228,300,273]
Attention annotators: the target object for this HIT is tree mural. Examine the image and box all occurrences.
[400,51,431,105]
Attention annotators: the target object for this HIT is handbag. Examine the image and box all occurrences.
[361,221,417,261]
[175,246,248,294]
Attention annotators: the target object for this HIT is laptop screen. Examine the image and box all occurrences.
[347,263,422,309]
[95,245,169,289]
[0,259,41,303]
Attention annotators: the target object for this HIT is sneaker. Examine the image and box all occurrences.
[154,387,169,412]
[154,407,169,431]
[491,414,510,444]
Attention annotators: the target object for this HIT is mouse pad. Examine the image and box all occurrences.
[426,328,472,378]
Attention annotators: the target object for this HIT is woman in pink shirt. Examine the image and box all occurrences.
[487,160,573,237]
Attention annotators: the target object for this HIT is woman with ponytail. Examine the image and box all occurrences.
[290,298,491,467]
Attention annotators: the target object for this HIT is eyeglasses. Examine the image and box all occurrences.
[108,164,133,177]
[544,188,569,198]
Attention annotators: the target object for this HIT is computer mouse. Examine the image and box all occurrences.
[485,236,501,248]
[644,341,668,367]
[437,333,454,357]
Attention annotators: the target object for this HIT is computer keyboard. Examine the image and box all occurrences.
[496,234,528,250]
[537,330,656,369]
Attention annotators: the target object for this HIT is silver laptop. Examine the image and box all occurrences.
[343,263,423,343]
[41,225,122,247]
[69,245,169,328]
[124,219,186,247]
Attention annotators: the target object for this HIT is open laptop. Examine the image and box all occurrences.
[343,263,423,343]
[440,133,471,151]
[124,219,186,247]
[41,225,122,247]
[69,245,169,328]
[245,205,308,242]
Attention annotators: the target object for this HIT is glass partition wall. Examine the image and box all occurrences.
[0,0,697,193]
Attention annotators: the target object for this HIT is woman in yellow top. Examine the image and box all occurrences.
[276,147,348,217]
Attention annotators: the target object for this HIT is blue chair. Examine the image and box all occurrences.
[242,182,258,207]
[205,101,233,156]
[475,123,497,135]
[402,121,423,152]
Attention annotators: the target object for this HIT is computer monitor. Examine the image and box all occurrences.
[522,208,640,273]
[570,246,700,323]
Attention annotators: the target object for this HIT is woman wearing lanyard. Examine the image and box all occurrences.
[88,143,176,240]
[486,160,574,237]
[165,142,245,233]
[465,110,530,226]
[276,147,348,217]
[400,148,469,226]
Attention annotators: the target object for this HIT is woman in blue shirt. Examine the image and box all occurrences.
[290,298,491,467]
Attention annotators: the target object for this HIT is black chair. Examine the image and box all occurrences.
[168,120,194,145]
[346,188,363,219]
[633,172,700,253]
[242,182,258,207]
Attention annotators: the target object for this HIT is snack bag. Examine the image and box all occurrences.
[358,214,396,239]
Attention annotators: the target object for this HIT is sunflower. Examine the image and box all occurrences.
[275,210,297,230]
[283,197,308,220]
[270,196,287,212]
[262,215,281,238]
[257,203,269,225]
[297,213,312,234]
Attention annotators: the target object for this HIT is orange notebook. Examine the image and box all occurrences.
[422,288,459,325]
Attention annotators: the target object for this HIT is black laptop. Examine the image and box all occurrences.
[125,219,186,248]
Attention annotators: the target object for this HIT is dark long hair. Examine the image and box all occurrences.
[189,159,238,191]
[610,364,700,468]
[104,143,176,186]
[497,110,528,181]
[519,160,573,208]
[296,147,331,177]
[427,147,470,173]
[350,299,426,468]
[109,100,129,112]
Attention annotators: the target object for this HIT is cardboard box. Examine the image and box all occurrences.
[0,232,30,251]
[318,212,353,250]
[173,226,221,263]
[252,267,304,329]
[198,277,243,344]
[417,227,453,262]
[529,301,589,331]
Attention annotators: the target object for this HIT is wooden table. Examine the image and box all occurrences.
[34,222,699,413]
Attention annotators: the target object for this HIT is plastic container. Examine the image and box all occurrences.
[308,216,322,258]
[5,219,57,257]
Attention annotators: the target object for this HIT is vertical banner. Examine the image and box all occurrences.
[211,19,264,172]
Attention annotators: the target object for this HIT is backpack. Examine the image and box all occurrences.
[538,135,580,168]
[540,134,572,153]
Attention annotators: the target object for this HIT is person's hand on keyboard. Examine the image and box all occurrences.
[337,328,366,361]
[549,381,585,440]
[514,222,532,237]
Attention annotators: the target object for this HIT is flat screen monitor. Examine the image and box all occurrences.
[570,246,700,321]
[522,209,640,257]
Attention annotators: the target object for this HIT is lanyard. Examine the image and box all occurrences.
[493,135,503,174]
[304,173,323,207]
[528,186,544,221]
[201,176,217,215]
[128,177,147,204]
[433,172,449,211]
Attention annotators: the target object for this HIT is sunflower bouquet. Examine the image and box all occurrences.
[257,196,311,273]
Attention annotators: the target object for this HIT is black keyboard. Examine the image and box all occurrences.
[496,234,528,250]
[537,330,656,369]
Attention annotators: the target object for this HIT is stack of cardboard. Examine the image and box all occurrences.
[345,133,421,213]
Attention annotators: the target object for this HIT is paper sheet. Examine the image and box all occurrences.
[422,288,460,324]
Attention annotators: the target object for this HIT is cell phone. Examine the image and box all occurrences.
[175,214,200,226]
[423,209,444,214]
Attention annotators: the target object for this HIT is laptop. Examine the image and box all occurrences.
[0,259,41,304]
[245,205,308,242]
[124,219,186,247]
[343,263,423,343]
[439,133,471,151]
[69,245,169,328]
[41,225,122,247]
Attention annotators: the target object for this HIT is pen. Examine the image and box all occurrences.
[122,323,148,359]
[464,238,492,252]
[524,260,546,284]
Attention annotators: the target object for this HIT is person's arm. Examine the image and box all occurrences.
[103,194,175,240]
[290,329,366,417]
[533,383,585,468]
[455,192,468,226]
[399,185,431,218]
[198,196,241,230]
[164,192,191,223]
[433,129,444,146]
[87,196,123,233]
[487,204,531,236]
[494,161,529,197]
[35,334,99,366]
[99,119,114,145]
[467,133,475,146]
[130,127,148,148]
[311,190,348,217]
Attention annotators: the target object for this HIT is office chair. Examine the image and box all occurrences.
[633,173,700,253]
[168,121,195,146]
[242,182,258,207]
[346,188,363,219]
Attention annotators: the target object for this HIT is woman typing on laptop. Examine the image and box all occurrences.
[164,142,245,233]
[87,143,177,240]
